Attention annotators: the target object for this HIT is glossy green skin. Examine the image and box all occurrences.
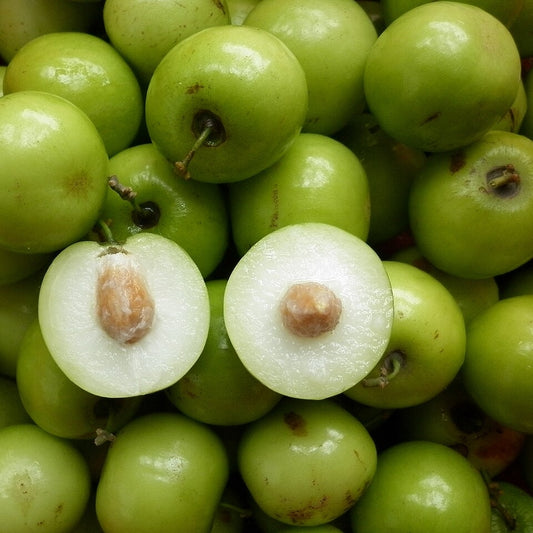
[0,423,92,533]
[166,279,282,425]
[95,412,229,533]
[0,270,41,377]
[391,380,526,478]
[145,25,308,184]
[100,143,229,278]
[408,130,533,279]
[238,398,377,527]
[345,261,466,409]
[0,0,102,63]
[0,247,51,285]
[462,295,533,434]
[229,133,370,256]
[4,31,143,156]
[490,481,533,533]
[0,91,109,254]
[16,319,141,440]
[364,2,522,152]
[335,113,425,246]
[350,440,492,533]
[381,0,524,27]
[0,376,31,429]
[392,245,500,324]
[493,80,527,133]
[244,0,377,136]
[103,0,230,88]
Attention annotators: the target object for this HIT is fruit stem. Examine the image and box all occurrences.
[94,428,116,446]
[483,472,517,530]
[107,175,160,228]
[174,121,215,180]
[362,350,404,388]
[95,219,117,245]
[487,164,520,189]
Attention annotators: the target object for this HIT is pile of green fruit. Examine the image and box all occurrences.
[3,0,533,531]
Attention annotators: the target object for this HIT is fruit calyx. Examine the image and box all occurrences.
[96,246,155,344]
[174,110,226,180]
[279,281,342,338]
[486,164,521,198]
[362,350,405,388]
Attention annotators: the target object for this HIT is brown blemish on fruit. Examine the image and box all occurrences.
[96,248,155,344]
[449,151,466,173]
[420,111,442,125]
[287,494,329,524]
[212,0,226,14]
[280,282,342,338]
[284,411,307,436]
[65,173,90,198]
[270,184,279,228]
[186,83,204,94]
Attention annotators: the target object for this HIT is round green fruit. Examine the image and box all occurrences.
[364,1,522,152]
[95,412,229,533]
[145,24,308,183]
[103,0,230,88]
[408,130,533,279]
[238,398,377,527]
[0,90,109,254]
[461,295,533,433]
[0,423,91,533]
[229,132,371,256]
[3,31,144,156]
[350,440,492,533]
[244,0,377,135]
[99,142,229,278]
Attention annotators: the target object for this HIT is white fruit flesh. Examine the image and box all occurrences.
[224,222,394,400]
[38,233,210,398]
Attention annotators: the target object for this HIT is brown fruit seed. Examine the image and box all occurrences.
[280,281,342,338]
[96,247,155,344]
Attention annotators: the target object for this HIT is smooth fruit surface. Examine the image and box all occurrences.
[461,295,533,433]
[229,132,371,255]
[364,1,522,152]
[0,423,91,533]
[145,24,308,183]
[95,412,229,533]
[0,90,109,254]
[350,440,492,533]
[238,398,377,526]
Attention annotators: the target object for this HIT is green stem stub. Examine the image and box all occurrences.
[362,350,405,388]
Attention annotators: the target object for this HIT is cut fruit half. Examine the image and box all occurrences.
[223,222,394,399]
[38,233,210,398]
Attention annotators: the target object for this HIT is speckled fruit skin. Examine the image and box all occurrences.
[364,1,522,152]
[238,398,377,527]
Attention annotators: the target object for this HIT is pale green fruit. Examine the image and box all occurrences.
[408,130,533,279]
[145,24,308,184]
[345,261,466,409]
[364,1,522,152]
[227,0,261,25]
[103,0,231,87]
[3,31,144,156]
[238,398,377,527]
[244,0,377,135]
[0,0,102,62]
[0,90,109,254]
[229,132,371,256]
[95,412,229,533]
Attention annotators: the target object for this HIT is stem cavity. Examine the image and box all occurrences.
[362,350,405,388]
